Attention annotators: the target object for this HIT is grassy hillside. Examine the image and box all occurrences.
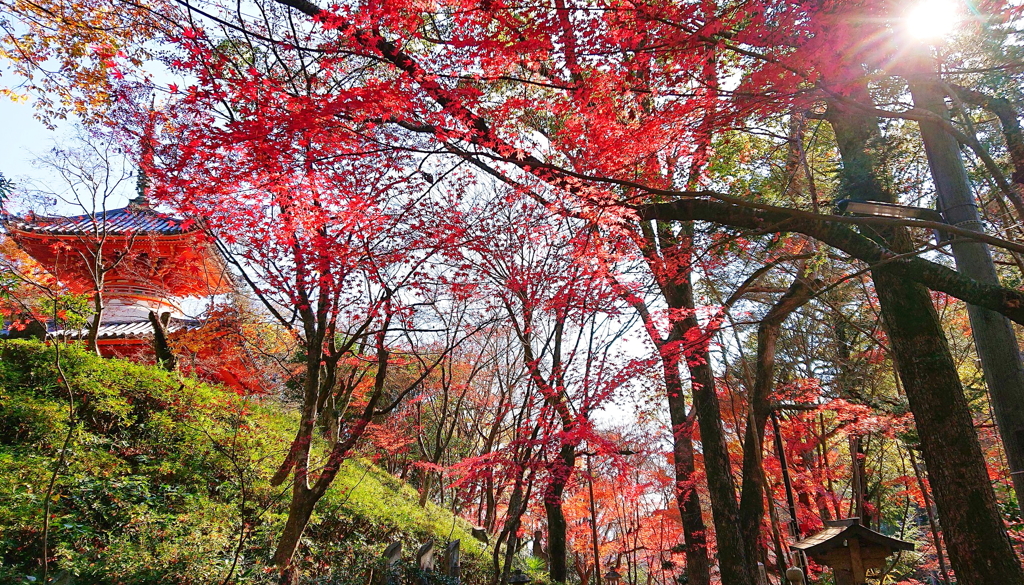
[0,340,486,584]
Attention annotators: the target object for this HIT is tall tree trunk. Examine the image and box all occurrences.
[646,221,753,585]
[631,222,713,585]
[738,275,817,571]
[828,88,1024,585]
[907,56,1024,504]
[662,353,712,585]
[909,447,952,585]
[676,272,754,585]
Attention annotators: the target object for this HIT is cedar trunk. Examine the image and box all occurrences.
[907,58,1024,503]
[828,93,1024,585]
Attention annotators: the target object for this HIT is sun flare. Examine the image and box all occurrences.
[904,0,961,41]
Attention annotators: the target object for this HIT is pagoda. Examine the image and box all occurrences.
[3,195,230,357]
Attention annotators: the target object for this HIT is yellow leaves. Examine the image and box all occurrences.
[0,87,29,103]
[0,0,168,123]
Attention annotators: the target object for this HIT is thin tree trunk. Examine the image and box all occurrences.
[738,275,817,571]
[909,447,952,585]
[87,291,103,355]
[587,455,602,585]
[771,413,800,541]
[271,336,353,582]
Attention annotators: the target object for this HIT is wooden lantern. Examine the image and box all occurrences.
[791,519,913,585]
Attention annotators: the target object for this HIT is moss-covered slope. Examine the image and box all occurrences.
[0,340,485,584]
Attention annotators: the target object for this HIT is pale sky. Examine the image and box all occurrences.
[0,97,58,188]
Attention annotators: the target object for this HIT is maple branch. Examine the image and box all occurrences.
[271,0,322,16]
[264,0,1024,328]
[466,141,1024,252]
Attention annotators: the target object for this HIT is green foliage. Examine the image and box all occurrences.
[0,172,12,204]
[0,340,486,584]
[306,458,487,579]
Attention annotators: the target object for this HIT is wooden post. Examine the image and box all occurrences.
[756,562,768,585]
[848,537,866,584]
[444,540,461,582]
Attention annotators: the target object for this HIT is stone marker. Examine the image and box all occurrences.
[417,539,435,571]
[378,542,402,585]
[444,540,461,581]
[471,526,489,544]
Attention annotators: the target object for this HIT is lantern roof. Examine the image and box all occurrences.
[3,196,197,237]
[791,519,914,556]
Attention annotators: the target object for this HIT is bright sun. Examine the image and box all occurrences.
[904,1,961,41]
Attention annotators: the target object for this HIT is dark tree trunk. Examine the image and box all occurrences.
[642,220,753,585]
[545,443,575,583]
[828,89,1024,585]
[662,354,712,585]
[676,276,754,585]
[271,347,325,581]
[873,264,1024,585]
[148,310,176,371]
[738,275,817,571]
[419,469,432,507]
[273,486,317,584]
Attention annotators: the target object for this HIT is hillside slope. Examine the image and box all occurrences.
[0,340,486,584]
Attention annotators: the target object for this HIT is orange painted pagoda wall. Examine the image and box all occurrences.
[7,230,230,299]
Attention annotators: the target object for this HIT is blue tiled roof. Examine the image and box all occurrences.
[4,203,195,236]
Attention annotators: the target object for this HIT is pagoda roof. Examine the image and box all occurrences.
[3,318,194,342]
[791,519,914,556]
[3,199,198,237]
[50,318,193,341]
